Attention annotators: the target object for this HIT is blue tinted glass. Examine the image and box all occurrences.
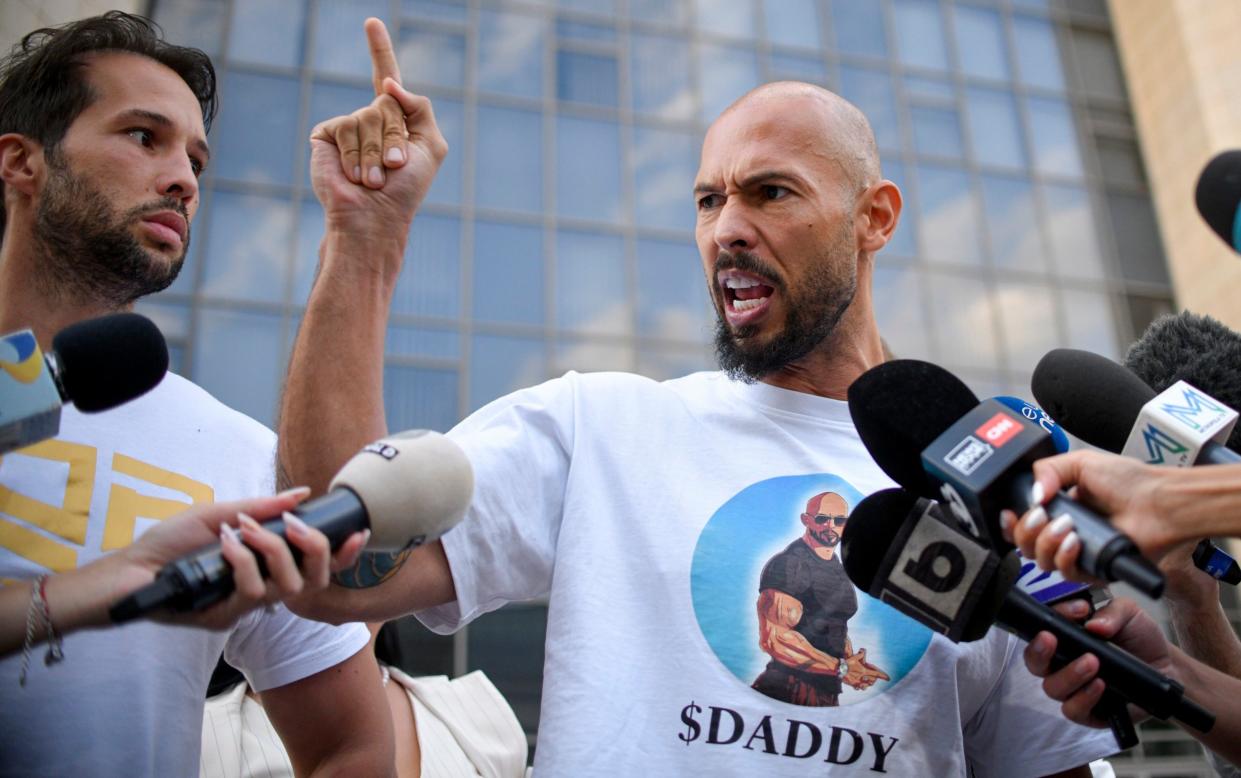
[214,70,299,185]
[903,76,955,102]
[911,105,964,160]
[915,164,983,265]
[872,266,931,359]
[637,346,714,380]
[229,0,305,68]
[965,88,1026,169]
[892,0,949,71]
[473,221,543,325]
[312,0,389,78]
[881,160,916,257]
[402,0,468,22]
[398,27,466,89]
[558,0,617,14]
[557,231,630,334]
[1027,97,1083,178]
[839,66,900,151]
[194,308,283,427]
[469,334,546,411]
[698,43,760,123]
[395,214,461,318]
[557,50,619,106]
[696,0,756,40]
[1041,184,1105,279]
[953,5,1009,81]
[1107,193,1169,286]
[153,0,227,58]
[768,52,827,83]
[202,191,292,303]
[980,175,1046,272]
[630,33,694,119]
[478,10,545,98]
[557,20,617,42]
[1012,16,1065,91]
[557,116,622,223]
[425,98,463,206]
[555,339,632,373]
[764,0,821,49]
[997,281,1060,368]
[926,272,998,369]
[386,326,460,359]
[134,300,190,341]
[1061,290,1120,359]
[302,81,372,190]
[633,127,698,232]
[629,0,689,25]
[384,365,459,431]
[476,106,542,213]
[829,0,888,59]
[292,200,324,305]
[636,239,711,341]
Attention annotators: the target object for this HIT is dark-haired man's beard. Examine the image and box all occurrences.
[32,154,187,308]
[712,226,857,382]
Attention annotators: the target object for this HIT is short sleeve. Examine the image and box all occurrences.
[758,548,811,599]
[963,633,1119,777]
[224,605,369,692]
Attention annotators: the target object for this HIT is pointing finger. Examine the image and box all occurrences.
[365,17,402,96]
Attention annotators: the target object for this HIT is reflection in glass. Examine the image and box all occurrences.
[872,266,931,360]
[469,334,546,412]
[478,9,544,98]
[965,88,1026,169]
[557,50,619,107]
[914,165,983,265]
[398,27,466,89]
[910,105,964,160]
[202,192,292,304]
[903,76,954,102]
[384,365,459,432]
[557,116,623,223]
[555,339,632,373]
[829,0,887,59]
[629,0,689,25]
[980,175,1046,273]
[556,231,630,335]
[476,106,542,213]
[153,0,227,58]
[312,0,388,78]
[630,33,694,119]
[473,221,543,325]
[636,239,711,342]
[926,272,998,370]
[996,282,1060,369]
[303,81,372,190]
[1012,16,1065,91]
[214,71,299,185]
[695,0,756,40]
[953,5,1009,82]
[839,66,900,151]
[195,308,283,427]
[698,43,760,123]
[1061,290,1121,359]
[892,0,949,71]
[1027,97,1083,178]
[228,0,304,68]
[880,160,916,257]
[557,20,617,42]
[1042,185,1105,279]
[557,0,617,15]
[1107,193,1170,287]
[632,127,697,232]
[395,214,461,318]
[764,0,821,49]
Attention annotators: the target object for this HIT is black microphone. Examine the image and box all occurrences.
[840,488,1214,739]
[848,359,1164,597]
[1,313,168,454]
[109,430,474,622]
[1195,150,1241,254]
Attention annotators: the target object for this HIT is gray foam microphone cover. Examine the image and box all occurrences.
[329,429,474,551]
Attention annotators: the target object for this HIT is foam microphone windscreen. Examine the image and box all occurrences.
[847,359,979,494]
[839,487,918,591]
[51,313,169,412]
[1031,348,1154,453]
[1195,150,1241,252]
[1125,312,1241,453]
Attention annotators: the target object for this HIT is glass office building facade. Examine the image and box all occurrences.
[146,0,1200,771]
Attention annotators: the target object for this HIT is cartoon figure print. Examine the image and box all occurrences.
[751,491,890,706]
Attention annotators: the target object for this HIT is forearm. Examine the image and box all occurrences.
[1152,465,1241,545]
[1,561,119,657]
[1166,585,1241,678]
[1167,645,1241,765]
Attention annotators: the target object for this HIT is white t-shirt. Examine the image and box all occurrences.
[0,373,368,777]
[419,371,1118,776]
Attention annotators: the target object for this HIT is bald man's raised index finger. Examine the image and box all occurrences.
[365,17,402,95]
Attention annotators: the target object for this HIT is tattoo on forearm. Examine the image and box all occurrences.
[333,549,413,588]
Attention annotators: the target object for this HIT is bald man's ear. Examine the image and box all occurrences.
[856,180,902,254]
[0,133,43,199]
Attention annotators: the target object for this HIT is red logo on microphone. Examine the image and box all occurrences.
[976,412,1021,448]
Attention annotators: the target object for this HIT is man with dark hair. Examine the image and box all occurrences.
[0,12,391,776]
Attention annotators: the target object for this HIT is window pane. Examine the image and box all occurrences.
[1027,97,1083,178]
[953,5,1009,81]
[633,127,697,232]
[384,365,459,432]
[202,192,292,304]
[631,33,694,119]
[153,0,228,58]
[403,0,468,23]
[1061,289,1120,359]
[881,160,916,257]
[980,175,1047,273]
[398,27,466,90]
[194,308,283,427]
[557,19,618,43]
[695,0,756,40]
[556,231,630,334]
[476,106,542,213]
[292,201,324,305]
[629,0,689,25]
[473,221,543,325]
[1107,193,1170,287]
[557,116,623,223]
[555,339,632,372]
[829,0,888,60]
[904,75,954,102]
[395,214,461,318]
[214,70,299,185]
[557,50,619,107]
[1095,137,1146,188]
[996,281,1060,369]
[478,9,545,98]
[965,88,1026,169]
[637,345,714,379]
[312,0,389,78]
[636,239,711,341]
[698,43,760,123]
[1069,28,1126,99]
[926,272,998,369]
[764,0,821,49]
[911,105,963,160]
[873,265,931,360]
[228,0,305,68]
[425,98,464,205]
[838,66,900,152]
[914,165,983,265]
[558,0,617,15]
[469,335,546,412]
[386,326,461,360]
[1012,16,1065,91]
[892,0,949,71]
[767,53,827,84]
[1042,185,1106,280]
[302,81,372,190]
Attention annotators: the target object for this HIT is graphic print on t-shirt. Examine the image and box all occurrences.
[691,474,932,707]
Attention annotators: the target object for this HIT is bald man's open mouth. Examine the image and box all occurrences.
[718,269,776,330]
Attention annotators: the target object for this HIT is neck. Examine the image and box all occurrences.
[759,304,885,400]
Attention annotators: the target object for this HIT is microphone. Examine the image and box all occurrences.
[839,488,1214,741]
[1195,150,1241,254]
[109,429,473,622]
[1,313,168,455]
[848,359,1164,597]
[992,396,1070,454]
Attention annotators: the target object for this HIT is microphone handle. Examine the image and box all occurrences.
[998,588,1214,733]
[1195,441,1241,466]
